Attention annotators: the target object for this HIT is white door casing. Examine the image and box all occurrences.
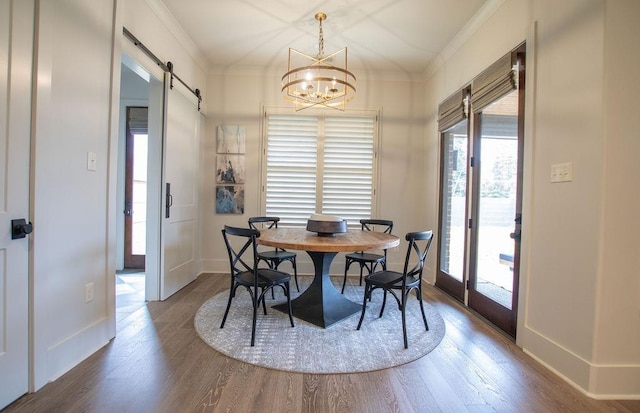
[0,0,34,409]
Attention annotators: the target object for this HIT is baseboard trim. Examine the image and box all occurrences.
[521,326,640,399]
[42,317,112,388]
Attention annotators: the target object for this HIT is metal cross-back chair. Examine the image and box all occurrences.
[342,219,393,294]
[220,225,294,346]
[356,230,433,349]
[248,216,299,292]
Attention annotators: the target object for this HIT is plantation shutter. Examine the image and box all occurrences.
[265,113,376,227]
[322,116,375,222]
[265,115,318,226]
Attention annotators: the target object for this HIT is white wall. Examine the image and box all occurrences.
[425,0,640,398]
[595,0,640,395]
[32,0,117,388]
[28,0,209,390]
[201,68,429,277]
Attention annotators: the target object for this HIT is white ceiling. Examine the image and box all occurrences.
[159,0,491,74]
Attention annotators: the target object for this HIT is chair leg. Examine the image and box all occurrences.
[261,289,268,315]
[358,263,364,286]
[379,290,388,318]
[251,295,258,347]
[285,282,294,327]
[220,294,233,329]
[402,292,409,349]
[365,263,374,301]
[270,261,277,299]
[291,258,299,292]
[417,287,429,331]
[356,283,370,330]
[342,258,352,294]
[220,283,238,328]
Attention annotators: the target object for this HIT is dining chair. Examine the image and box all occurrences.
[220,225,295,346]
[342,219,394,294]
[248,216,299,292]
[356,230,433,349]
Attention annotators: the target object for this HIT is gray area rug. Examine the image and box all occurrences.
[195,277,446,374]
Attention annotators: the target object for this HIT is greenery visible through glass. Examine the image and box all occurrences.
[474,90,518,309]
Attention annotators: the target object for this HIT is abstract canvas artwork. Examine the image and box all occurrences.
[215,185,245,215]
[216,154,245,184]
[216,125,246,154]
[215,125,245,214]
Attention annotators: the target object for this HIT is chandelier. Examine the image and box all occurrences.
[281,12,356,111]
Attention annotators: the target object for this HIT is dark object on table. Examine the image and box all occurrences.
[306,214,347,236]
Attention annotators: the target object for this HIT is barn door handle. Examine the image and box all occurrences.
[165,183,172,218]
[12,218,33,239]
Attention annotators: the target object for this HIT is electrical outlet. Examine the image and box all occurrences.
[85,282,95,303]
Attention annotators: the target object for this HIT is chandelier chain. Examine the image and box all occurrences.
[318,17,324,58]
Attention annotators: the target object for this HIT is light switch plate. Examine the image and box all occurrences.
[551,162,573,183]
[87,152,97,171]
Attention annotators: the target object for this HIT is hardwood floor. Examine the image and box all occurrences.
[3,273,639,413]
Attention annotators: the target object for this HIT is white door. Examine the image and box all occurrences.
[160,74,200,300]
[0,0,34,409]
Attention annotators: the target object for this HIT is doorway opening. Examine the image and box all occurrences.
[124,107,147,269]
[116,63,150,319]
[116,54,164,316]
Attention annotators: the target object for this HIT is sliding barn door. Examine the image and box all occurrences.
[159,74,200,300]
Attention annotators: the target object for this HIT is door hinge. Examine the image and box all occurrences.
[468,218,473,229]
[466,280,470,289]
[470,156,475,167]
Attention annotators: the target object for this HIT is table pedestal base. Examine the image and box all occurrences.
[273,251,361,328]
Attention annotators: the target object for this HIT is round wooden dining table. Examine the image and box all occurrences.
[258,227,399,328]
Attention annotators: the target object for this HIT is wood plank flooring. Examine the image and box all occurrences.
[3,273,639,413]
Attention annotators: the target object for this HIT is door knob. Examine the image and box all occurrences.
[11,218,33,239]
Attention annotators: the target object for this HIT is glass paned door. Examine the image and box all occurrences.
[124,107,147,269]
[131,134,148,256]
[436,120,468,300]
[436,46,525,337]
[468,89,522,336]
